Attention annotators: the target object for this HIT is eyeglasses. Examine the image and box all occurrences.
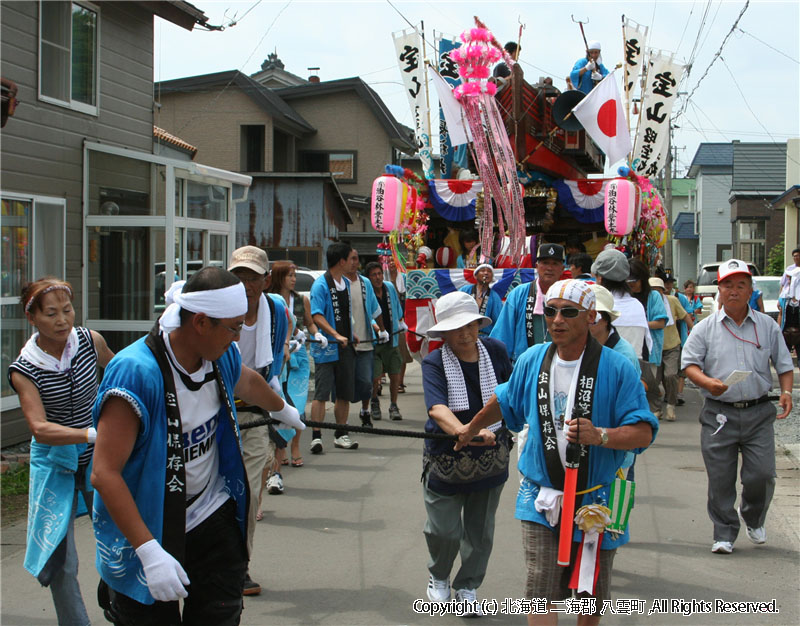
[626,278,639,283]
[212,320,244,335]
[543,306,587,319]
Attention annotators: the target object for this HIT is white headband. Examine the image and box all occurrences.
[474,263,493,275]
[545,279,596,310]
[159,280,247,332]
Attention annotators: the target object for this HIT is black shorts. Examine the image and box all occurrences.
[313,345,356,403]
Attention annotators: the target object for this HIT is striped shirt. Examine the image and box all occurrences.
[8,327,99,467]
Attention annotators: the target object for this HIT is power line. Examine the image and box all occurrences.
[166,0,294,138]
[736,27,799,64]
[719,56,800,168]
[674,0,697,56]
[675,0,750,121]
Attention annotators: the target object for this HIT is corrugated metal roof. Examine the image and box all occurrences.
[672,212,698,239]
[731,142,787,192]
[688,143,733,177]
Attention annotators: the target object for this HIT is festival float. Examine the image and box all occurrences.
[374,16,684,360]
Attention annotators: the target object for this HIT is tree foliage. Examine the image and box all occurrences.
[766,234,785,276]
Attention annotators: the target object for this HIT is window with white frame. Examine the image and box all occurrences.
[39,0,98,115]
[1,195,66,409]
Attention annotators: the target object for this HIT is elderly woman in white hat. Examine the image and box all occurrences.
[590,284,641,378]
[420,291,512,613]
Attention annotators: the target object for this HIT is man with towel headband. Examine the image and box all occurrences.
[91,267,304,624]
[455,279,657,622]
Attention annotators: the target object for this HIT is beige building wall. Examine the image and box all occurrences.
[155,88,274,172]
[288,91,395,197]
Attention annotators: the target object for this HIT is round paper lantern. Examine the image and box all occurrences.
[371,176,407,233]
[435,246,455,268]
[604,178,641,237]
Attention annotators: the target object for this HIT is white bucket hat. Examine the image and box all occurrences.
[427,291,492,338]
[590,284,620,322]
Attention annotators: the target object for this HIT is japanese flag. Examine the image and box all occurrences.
[571,73,632,165]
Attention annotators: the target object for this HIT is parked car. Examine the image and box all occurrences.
[295,268,325,301]
[753,276,781,321]
[695,262,759,320]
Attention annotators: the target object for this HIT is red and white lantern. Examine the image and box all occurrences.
[371,176,407,233]
[604,178,640,237]
[435,246,455,268]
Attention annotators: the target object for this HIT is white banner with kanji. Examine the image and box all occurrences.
[622,18,648,108]
[631,53,685,178]
[393,28,434,179]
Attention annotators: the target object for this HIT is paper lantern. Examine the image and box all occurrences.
[604,178,640,237]
[371,176,407,233]
[435,246,455,268]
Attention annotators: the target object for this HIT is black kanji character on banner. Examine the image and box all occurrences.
[652,71,677,98]
[400,45,419,73]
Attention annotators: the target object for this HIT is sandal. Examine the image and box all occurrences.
[281,458,289,466]
[291,457,304,467]
[398,384,406,393]
[256,510,264,522]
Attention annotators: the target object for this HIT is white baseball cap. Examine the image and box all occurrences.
[717,259,752,283]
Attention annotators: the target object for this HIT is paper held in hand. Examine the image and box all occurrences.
[723,370,751,387]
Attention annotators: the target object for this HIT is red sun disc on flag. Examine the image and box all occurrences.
[597,100,617,137]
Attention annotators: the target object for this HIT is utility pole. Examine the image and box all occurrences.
[664,124,673,271]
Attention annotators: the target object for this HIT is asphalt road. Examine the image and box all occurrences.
[2,361,799,625]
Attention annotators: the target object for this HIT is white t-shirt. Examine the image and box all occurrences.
[551,355,581,468]
[349,276,373,352]
[237,322,257,368]
[163,332,229,531]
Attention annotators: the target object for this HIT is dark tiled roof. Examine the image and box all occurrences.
[688,143,733,177]
[275,78,416,152]
[155,71,316,136]
[672,212,698,239]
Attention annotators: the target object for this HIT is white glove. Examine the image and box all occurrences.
[314,332,329,349]
[398,320,408,332]
[585,60,596,71]
[295,330,307,345]
[271,400,305,430]
[377,330,390,344]
[268,375,281,394]
[288,339,302,353]
[135,539,189,602]
[591,70,602,81]
[86,427,97,444]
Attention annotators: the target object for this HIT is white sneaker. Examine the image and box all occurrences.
[653,409,662,420]
[739,506,766,544]
[310,438,323,454]
[665,404,676,421]
[334,434,359,449]
[426,574,450,602]
[454,588,482,617]
[711,541,733,554]
[266,473,284,495]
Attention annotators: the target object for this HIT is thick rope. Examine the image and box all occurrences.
[240,417,487,442]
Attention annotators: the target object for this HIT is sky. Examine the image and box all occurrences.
[154,0,800,178]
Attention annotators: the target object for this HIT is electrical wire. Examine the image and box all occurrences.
[675,0,750,121]
[674,0,697,56]
[169,0,294,138]
[736,27,799,64]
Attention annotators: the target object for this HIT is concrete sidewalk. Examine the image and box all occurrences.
[2,362,798,625]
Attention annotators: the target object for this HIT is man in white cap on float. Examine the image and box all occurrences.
[91,266,304,624]
[456,279,657,624]
[570,41,609,94]
[460,261,502,337]
[682,259,793,555]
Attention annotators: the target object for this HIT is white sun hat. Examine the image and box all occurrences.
[427,291,492,338]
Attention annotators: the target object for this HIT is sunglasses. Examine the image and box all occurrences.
[543,306,587,319]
